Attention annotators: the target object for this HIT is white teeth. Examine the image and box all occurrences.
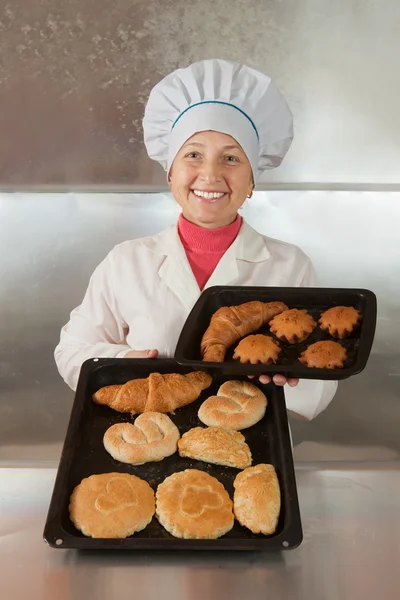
[193,190,225,199]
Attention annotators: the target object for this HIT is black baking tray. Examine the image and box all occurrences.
[43,358,302,551]
[174,286,377,380]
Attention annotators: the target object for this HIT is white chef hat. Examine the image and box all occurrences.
[143,58,293,181]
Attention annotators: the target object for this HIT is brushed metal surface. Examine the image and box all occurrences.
[0,0,399,188]
[1,466,399,600]
[0,191,399,464]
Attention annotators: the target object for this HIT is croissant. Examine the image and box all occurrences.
[201,300,288,362]
[93,371,212,414]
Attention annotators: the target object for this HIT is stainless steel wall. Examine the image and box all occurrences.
[0,0,399,188]
[1,191,399,464]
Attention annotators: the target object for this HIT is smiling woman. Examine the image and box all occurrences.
[54,59,337,421]
[168,131,254,229]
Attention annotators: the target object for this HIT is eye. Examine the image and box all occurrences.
[185,152,201,159]
[225,155,239,163]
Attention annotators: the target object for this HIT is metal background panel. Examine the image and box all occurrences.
[0,191,399,464]
[0,0,399,188]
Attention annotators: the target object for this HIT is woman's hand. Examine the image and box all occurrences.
[249,374,299,387]
[124,349,159,359]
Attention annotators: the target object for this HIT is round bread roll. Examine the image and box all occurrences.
[156,469,234,539]
[69,472,155,538]
[198,380,267,430]
[233,464,281,535]
[103,412,180,465]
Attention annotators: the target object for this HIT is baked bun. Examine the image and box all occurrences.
[269,309,316,344]
[178,426,252,469]
[69,473,155,538]
[319,306,362,339]
[299,340,347,369]
[156,469,234,539]
[198,380,267,430]
[233,464,280,535]
[103,412,180,465]
[233,334,281,364]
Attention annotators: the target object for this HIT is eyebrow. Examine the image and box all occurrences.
[183,142,242,151]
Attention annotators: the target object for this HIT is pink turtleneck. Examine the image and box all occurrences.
[178,214,243,290]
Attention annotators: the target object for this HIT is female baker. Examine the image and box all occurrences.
[55,59,337,421]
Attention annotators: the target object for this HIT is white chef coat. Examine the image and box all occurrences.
[55,220,337,420]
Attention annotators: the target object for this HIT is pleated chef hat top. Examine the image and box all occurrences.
[143,58,293,180]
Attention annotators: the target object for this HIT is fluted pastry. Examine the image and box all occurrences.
[269,308,316,344]
[233,334,281,364]
[299,340,347,369]
[319,306,362,339]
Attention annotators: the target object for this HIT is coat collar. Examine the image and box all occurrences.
[142,220,270,309]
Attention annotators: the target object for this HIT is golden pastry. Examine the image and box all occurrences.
[269,308,316,344]
[93,371,212,414]
[233,464,281,535]
[155,469,234,539]
[178,426,252,469]
[201,300,288,362]
[319,306,362,339]
[103,412,180,465]
[233,334,281,364]
[198,380,267,430]
[69,473,155,538]
[299,340,347,369]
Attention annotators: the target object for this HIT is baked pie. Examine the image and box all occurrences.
[319,306,362,339]
[299,340,347,369]
[233,334,281,365]
[178,426,252,469]
[233,464,280,535]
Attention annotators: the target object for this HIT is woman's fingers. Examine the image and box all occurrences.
[125,349,159,359]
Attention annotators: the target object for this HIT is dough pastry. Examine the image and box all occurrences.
[178,426,252,469]
[233,334,281,364]
[299,340,347,369]
[233,464,280,535]
[156,469,234,539]
[201,300,288,362]
[103,412,180,465]
[319,306,362,339]
[198,380,267,430]
[69,472,155,538]
[93,371,212,414]
[269,308,316,344]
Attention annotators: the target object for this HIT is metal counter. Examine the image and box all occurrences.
[1,465,399,600]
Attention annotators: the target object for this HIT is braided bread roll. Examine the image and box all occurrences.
[201,301,288,362]
[93,371,212,414]
[198,380,267,430]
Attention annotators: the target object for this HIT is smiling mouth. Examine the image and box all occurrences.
[191,190,228,202]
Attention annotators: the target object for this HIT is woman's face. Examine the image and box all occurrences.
[168,130,254,229]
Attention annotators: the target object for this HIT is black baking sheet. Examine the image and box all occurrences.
[174,286,377,380]
[43,358,302,551]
